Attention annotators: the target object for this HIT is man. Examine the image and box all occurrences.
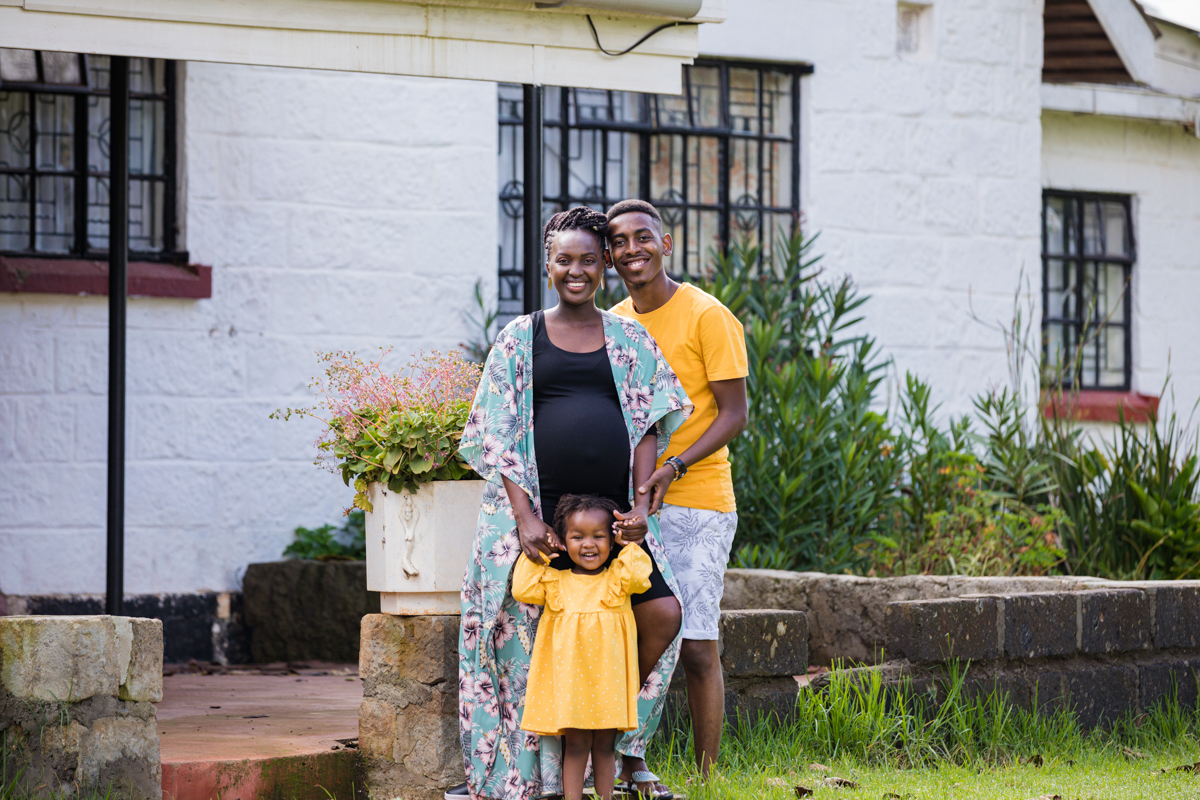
[607,199,749,786]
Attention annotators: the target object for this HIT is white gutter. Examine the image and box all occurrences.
[1042,82,1200,136]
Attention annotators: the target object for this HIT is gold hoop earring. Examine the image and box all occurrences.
[600,272,606,290]
[547,275,553,290]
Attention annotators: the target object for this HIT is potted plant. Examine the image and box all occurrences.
[276,348,485,615]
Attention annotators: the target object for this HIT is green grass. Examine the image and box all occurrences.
[647,662,1200,800]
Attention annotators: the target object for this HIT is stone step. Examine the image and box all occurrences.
[158,670,362,800]
[162,751,360,800]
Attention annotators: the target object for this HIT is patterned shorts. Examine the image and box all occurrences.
[658,503,738,640]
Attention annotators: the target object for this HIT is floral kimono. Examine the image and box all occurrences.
[457,311,693,800]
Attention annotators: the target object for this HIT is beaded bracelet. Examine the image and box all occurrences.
[665,455,688,482]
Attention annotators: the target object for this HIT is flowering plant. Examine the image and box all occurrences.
[274,348,482,511]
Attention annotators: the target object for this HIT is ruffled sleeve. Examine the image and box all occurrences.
[511,553,563,611]
[602,545,653,607]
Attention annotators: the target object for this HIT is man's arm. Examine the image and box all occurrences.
[638,377,748,514]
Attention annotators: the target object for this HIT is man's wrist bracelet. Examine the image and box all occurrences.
[665,456,688,482]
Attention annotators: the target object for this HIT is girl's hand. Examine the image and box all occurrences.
[515,511,563,562]
[612,505,650,545]
[636,465,676,516]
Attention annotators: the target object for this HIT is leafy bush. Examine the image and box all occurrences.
[282,510,366,561]
[273,349,481,510]
[1044,394,1200,580]
[697,234,902,574]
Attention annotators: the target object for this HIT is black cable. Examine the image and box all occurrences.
[586,14,698,57]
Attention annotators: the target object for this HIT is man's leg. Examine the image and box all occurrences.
[679,639,723,777]
[657,504,738,781]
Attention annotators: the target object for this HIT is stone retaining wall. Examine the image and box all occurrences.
[878,585,1200,727]
[721,569,1173,665]
[0,615,164,799]
[3,591,248,664]
[245,561,379,663]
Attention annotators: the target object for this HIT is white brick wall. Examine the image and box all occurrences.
[1042,111,1200,409]
[700,0,1046,415]
[0,64,496,595]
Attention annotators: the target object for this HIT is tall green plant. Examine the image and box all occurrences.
[697,233,901,574]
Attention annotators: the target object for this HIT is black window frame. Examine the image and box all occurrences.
[498,59,809,314]
[0,52,184,263]
[1041,189,1135,392]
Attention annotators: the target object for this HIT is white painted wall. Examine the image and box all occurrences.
[700,0,1046,416]
[0,63,496,595]
[1041,111,1200,412]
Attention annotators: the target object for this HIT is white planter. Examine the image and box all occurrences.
[365,479,486,615]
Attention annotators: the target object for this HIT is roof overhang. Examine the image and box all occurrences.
[0,0,728,92]
[1085,0,1158,84]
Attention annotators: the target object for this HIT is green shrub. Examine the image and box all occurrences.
[282,510,366,561]
[697,234,902,574]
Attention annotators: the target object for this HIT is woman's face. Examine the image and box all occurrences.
[563,507,613,572]
[546,229,605,307]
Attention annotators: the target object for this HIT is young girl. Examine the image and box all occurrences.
[512,494,652,800]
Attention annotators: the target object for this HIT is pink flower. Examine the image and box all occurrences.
[623,384,653,411]
[492,609,517,647]
[481,434,505,466]
[474,729,498,763]
[461,611,482,652]
[476,674,499,716]
[639,671,664,701]
[488,535,520,567]
[464,407,486,440]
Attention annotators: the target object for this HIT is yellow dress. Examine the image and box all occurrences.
[512,545,652,736]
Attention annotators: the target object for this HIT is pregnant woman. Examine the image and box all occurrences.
[456,207,692,800]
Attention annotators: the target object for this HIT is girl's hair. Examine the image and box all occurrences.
[542,206,609,258]
[553,494,619,537]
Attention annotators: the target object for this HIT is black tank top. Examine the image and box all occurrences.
[531,310,631,530]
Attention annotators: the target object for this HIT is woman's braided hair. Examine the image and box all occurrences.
[542,206,609,258]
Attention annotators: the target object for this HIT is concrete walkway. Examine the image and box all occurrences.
[159,665,362,800]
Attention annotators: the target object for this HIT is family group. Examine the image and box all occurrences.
[453,200,750,800]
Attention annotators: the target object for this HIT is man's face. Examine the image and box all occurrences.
[608,212,672,289]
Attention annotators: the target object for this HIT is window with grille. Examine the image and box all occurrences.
[0,51,181,260]
[497,60,806,317]
[1042,191,1134,390]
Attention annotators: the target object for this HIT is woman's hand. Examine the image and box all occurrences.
[515,511,564,562]
[636,465,676,516]
[613,504,651,545]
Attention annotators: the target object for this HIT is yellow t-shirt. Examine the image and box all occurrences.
[612,283,748,512]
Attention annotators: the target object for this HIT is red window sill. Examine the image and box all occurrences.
[0,256,211,299]
[1042,390,1159,423]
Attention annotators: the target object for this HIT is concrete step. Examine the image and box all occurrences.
[159,669,362,800]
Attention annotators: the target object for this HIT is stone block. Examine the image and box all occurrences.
[719,610,808,678]
[1003,592,1077,659]
[359,614,464,800]
[1139,659,1200,711]
[1079,589,1152,654]
[360,614,459,691]
[886,597,1001,663]
[1,616,120,702]
[120,618,164,702]
[1154,585,1200,649]
[77,716,162,799]
[244,560,379,663]
[1066,665,1138,728]
[1030,671,1068,714]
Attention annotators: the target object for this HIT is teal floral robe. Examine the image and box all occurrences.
[457,311,693,800]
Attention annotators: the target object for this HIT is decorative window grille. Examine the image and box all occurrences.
[0,51,180,260]
[1042,191,1134,390]
[497,60,806,318]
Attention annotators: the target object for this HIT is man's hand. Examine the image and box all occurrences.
[515,513,563,562]
[636,465,676,516]
[613,504,650,545]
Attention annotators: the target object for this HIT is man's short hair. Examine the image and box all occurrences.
[606,199,663,231]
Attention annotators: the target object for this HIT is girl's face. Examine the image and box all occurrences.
[563,507,613,573]
[546,229,606,308]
